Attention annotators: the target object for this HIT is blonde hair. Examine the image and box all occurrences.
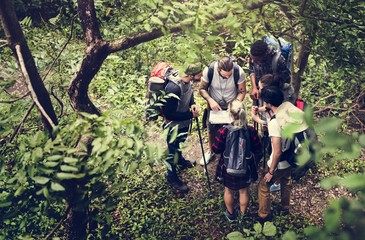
[228,99,247,129]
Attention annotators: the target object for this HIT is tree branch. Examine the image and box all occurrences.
[15,45,56,129]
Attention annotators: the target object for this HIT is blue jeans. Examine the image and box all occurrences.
[166,126,189,178]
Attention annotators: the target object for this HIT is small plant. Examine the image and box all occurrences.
[227,221,277,240]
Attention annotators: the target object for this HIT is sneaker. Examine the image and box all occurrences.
[270,183,281,192]
[199,151,214,165]
[225,209,237,223]
[166,176,189,193]
[177,159,195,171]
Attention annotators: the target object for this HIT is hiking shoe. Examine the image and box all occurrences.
[270,183,281,192]
[256,214,273,224]
[177,159,195,170]
[225,209,237,223]
[199,151,214,165]
[166,176,189,193]
[279,207,290,216]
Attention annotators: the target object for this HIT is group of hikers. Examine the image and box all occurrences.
[148,39,311,223]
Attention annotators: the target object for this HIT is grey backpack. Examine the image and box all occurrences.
[223,125,252,177]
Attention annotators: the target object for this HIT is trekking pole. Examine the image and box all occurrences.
[195,117,213,198]
[262,130,269,175]
[253,99,259,131]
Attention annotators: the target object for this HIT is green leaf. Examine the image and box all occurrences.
[0,201,12,208]
[226,231,244,240]
[63,157,79,164]
[14,186,24,197]
[253,222,262,233]
[324,200,341,232]
[60,165,79,172]
[32,147,43,161]
[320,176,341,189]
[47,155,63,161]
[51,182,65,191]
[129,162,138,173]
[282,230,298,240]
[56,173,85,180]
[32,176,50,185]
[315,118,341,134]
[43,161,59,167]
[43,186,50,199]
[151,16,163,26]
[340,174,365,191]
[262,221,277,236]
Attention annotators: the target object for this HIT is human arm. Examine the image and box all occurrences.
[236,82,246,101]
[249,60,259,100]
[251,106,268,125]
[199,79,222,111]
[264,136,281,183]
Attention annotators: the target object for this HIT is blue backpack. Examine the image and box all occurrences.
[264,35,292,73]
[223,125,252,177]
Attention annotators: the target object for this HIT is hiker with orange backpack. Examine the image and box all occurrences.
[163,63,204,193]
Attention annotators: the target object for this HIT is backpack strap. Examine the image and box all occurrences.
[271,51,281,74]
[207,61,216,88]
[207,61,240,88]
[233,63,240,86]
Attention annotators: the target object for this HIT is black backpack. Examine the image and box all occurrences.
[223,125,252,177]
[145,77,182,121]
[280,128,316,180]
[207,61,240,88]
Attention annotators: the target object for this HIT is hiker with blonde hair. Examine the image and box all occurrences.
[212,100,262,222]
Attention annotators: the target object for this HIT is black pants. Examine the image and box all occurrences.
[166,126,189,178]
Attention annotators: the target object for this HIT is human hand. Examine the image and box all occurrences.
[250,88,259,100]
[191,104,200,117]
[252,106,258,115]
[264,171,273,183]
[208,99,222,111]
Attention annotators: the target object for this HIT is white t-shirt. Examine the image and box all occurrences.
[267,117,291,170]
[201,62,246,109]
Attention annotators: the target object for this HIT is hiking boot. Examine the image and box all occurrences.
[270,183,281,192]
[177,159,195,171]
[256,214,273,224]
[166,176,189,193]
[199,151,214,165]
[225,209,237,223]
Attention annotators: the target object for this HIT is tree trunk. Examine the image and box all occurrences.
[0,0,58,133]
[292,36,311,95]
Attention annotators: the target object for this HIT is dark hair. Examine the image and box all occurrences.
[260,74,283,88]
[218,56,233,72]
[261,86,284,107]
[250,40,268,57]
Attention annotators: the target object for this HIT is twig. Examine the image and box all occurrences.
[43,205,71,240]
[51,86,64,119]
[42,14,77,82]
[0,92,30,103]
[0,103,35,156]
[311,93,336,108]
[351,111,365,130]
[15,44,56,129]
